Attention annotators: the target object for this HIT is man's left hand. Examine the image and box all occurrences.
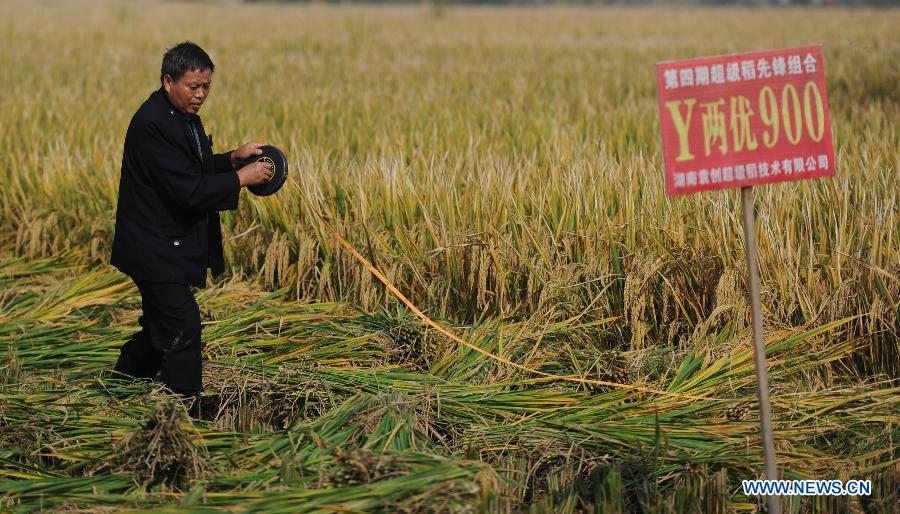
[231,142,264,168]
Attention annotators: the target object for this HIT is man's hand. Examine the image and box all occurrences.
[230,141,264,169]
[237,161,273,187]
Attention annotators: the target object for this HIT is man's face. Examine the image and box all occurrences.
[163,68,212,115]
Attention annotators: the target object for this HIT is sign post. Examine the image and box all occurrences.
[656,45,835,514]
[740,184,780,514]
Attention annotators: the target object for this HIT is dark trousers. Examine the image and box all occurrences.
[113,280,203,394]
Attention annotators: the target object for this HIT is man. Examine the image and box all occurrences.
[110,42,272,399]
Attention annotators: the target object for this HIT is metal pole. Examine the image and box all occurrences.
[740,186,781,514]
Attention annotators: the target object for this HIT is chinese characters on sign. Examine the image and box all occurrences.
[657,45,835,196]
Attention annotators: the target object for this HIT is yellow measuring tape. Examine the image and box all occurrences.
[313,209,719,403]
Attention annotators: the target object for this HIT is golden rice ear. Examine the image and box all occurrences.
[714,264,752,332]
[623,254,663,351]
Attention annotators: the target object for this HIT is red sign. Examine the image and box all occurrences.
[657,45,835,196]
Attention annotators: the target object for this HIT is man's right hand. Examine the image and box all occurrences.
[237,161,273,187]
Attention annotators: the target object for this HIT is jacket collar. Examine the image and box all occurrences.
[153,88,206,165]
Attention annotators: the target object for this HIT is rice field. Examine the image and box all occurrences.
[1,0,898,512]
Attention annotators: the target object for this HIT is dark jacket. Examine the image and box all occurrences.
[111,88,241,287]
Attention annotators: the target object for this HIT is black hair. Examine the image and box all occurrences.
[160,42,215,84]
